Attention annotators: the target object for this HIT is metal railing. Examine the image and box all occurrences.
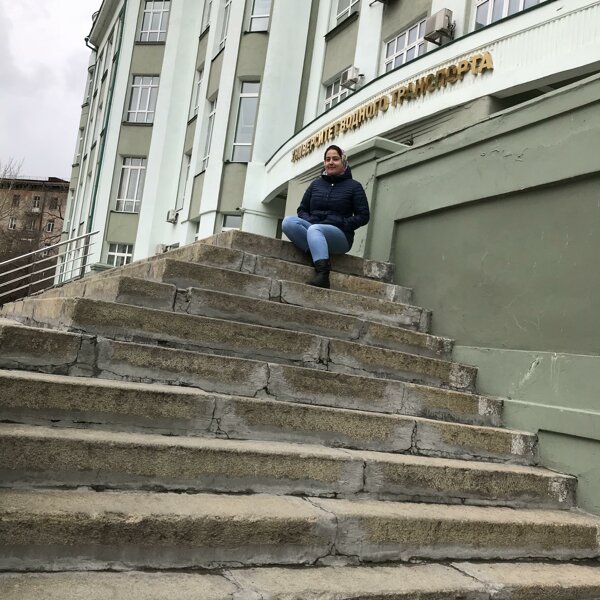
[0,231,99,304]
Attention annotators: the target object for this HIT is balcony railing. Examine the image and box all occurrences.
[0,231,99,305]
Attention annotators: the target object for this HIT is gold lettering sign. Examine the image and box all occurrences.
[291,52,494,162]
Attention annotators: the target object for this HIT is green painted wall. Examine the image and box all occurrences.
[365,73,600,514]
[106,211,139,244]
[236,33,268,78]
[207,51,224,99]
[130,44,165,74]
[219,163,247,213]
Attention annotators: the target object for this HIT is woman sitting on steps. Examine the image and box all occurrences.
[281,144,370,289]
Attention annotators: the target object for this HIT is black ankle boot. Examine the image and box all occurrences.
[307,259,331,289]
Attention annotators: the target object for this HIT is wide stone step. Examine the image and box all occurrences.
[140,258,422,329]
[3,562,600,599]
[203,229,395,282]
[3,297,471,389]
[0,331,531,463]
[43,272,450,359]
[1,489,598,571]
[0,322,499,428]
[0,423,574,509]
[180,287,451,359]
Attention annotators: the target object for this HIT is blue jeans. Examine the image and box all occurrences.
[282,216,350,262]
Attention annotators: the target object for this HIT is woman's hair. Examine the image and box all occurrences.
[324,145,348,166]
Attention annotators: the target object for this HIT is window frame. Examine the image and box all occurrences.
[46,220,55,233]
[190,68,203,118]
[107,243,134,267]
[201,0,212,31]
[249,0,271,32]
[33,196,41,208]
[335,0,360,25]
[219,0,232,51]
[8,216,16,230]
[383,19,427,74]
[127,75,160,123]
[116,157,147,213]
[138,0,171,42]
[232,81,260,162]
[324,70,351,111]
[201,97,218,171]
[474,0,541,30]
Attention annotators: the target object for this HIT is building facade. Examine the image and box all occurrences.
[64,0,599,267]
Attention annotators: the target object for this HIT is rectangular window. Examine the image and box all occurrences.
[219,0,232,50]
[175,153,191,211]
[336,0,360,24]
[384,19,427,73]
[127,76,160,123]
[107,243,134,267]
[190,68,203,118]
[49,198,59,210]
[475,0,541,29]
[26,219,35,231]
[202,98,217,170]
[324,74,350,111]
[33,196,41,208]
[46,220,55,233]
[249,0,271,32]
[116,157,147,213]
[232,82,260,162]
[8,217,16,230]
[139,0,170,42]
[222,213,242,229]
[202,0,212,30]
[12,195,20,207]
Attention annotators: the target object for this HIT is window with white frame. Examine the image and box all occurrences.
[219,0,232,50]
[107,243,134,267]
[324,72,350,111]
[335,0,360,25]
[222,213,242,230]
[33,196,41,208]
[475,0,541,30]
[139,0,170,42]
[232,82,260,162]
[201,98,217,170]
[127,76,160,123]
[8,217,16,230]
[201,0,212,31]
[384,19,427,73]
[116,157,147,213]
[249,0,271,32]
[190,68,203,118]
[175,153,191,211]
[46,220,55,233]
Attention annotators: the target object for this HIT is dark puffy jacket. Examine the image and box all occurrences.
[297,168,370,248]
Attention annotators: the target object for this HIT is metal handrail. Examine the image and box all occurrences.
[0,231,99,303]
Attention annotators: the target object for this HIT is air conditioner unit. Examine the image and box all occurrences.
[340,66,361,89]
[423,8,454,45]
[166,209,178,224]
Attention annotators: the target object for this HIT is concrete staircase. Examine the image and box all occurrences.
[0,230,599,598]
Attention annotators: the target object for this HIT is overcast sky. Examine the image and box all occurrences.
[0,0,101,181]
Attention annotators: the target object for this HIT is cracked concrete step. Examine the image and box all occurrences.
[0,371,503,455]
[0,423,574,509]
[1,489,599,572]
[179,286,452,359]
[37,271,450,359]
[138,258,423,330]
[0,329,532,463]
[0,321,499,427]
[3,297,473,390]
[2,562,600,600]
[203,229,395,282]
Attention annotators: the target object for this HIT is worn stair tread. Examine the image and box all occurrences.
[1,489,599,571]
[0,370,502,456]
[4,296,473,390]
[203,229,395,282]
[0,423,574,508]
[3,562,600,599]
